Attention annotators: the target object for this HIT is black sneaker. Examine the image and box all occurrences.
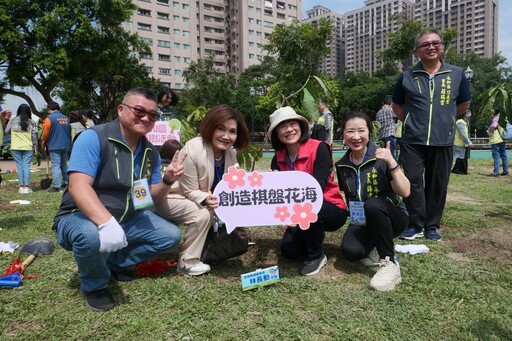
[47,187,61,193]
[299,254,327,276]
[501,172,509,176]
[110,269,136,282]
[81,288,115,312]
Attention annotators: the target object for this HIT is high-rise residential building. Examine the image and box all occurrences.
[344,0,415,75]
[124,0,301,89]
[414,0,499,58]
[303,5,346,79]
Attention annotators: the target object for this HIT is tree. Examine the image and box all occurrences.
[0,0,145,114]
[179,55,236,110]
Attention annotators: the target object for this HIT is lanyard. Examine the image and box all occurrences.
[351,148,368,194]
[285,153,295,170]
[215,154,224,181]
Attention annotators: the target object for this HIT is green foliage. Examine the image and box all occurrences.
[0,0,146,114]
[479,83,512,126]
[179,55,236,111]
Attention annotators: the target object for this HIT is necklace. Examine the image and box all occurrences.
[215,155,223,162]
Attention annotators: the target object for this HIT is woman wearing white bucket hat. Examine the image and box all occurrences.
[268,106,348,276]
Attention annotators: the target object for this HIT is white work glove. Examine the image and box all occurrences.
[98,216,128,253]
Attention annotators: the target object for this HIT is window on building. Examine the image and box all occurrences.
[159,68,171,74]
[145,66,153,73]
[183,17,190,23]
[182,3,189,9]
[156,0,169,4]
[141,37,153,44]
[158,54,171,61]
[140,52,152,59]
[173,28,180,35]
[174,42,180,48]
[158,40,171,47]
[175,69,182,76]
[249,42,255,47]
[249,30,254,35]
[138,8,151,16]
[157,26,169,33]
[173,1,179,8]
[173,15,180,21]
[183,44,190,50]
[184,57,191,63]
[264,21,273,28]
[174,56,181,62]
[157,12,169,20]
[249,53,255,59]
[175,83,182,89]
[138,23,151,31]
[183,30,190,37]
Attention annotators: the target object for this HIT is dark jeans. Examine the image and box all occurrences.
[399,144,452,231]
[281,201,347,260]
[341,197,408,261]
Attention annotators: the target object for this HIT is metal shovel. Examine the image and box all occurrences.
[0,238,55,287]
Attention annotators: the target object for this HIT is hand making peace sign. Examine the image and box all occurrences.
[162,150,188,184]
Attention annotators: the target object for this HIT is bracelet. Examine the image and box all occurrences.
[389,164,401,173]
[162,177,174,186]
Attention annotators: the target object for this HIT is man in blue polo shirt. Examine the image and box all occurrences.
[53,88,184,312]
[392,29,471,241]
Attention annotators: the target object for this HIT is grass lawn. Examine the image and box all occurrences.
[0,158,511,340]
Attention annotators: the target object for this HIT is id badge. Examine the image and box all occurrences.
[349,201,366,226]
[131,178,154,210]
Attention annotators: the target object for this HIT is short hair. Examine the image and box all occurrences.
[383,96,392,104]
[320,98,328,106]
[199,104,250,150]
[494,107,500,116]
[340,111,373,137]
[270,119,310,151]
[69,110,85,124]
[157,87,179,107]
[123,87,158,104]
[47,101,60,111]
[414,29,442,50]
[159,139,182,160]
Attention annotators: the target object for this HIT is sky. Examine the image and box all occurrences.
[2,0,511,112]
[302,0,512,63]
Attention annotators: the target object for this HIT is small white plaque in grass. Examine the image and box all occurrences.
[241,266,280,291]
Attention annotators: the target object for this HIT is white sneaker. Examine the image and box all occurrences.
[177,262,211,276]
[360,248,380,267]
[369,256,401,292]
[18,187,26,194]
[25,187,33,193]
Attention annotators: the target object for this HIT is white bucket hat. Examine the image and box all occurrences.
[267,106,309,137]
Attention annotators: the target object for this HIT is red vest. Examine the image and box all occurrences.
[275,139,347,210]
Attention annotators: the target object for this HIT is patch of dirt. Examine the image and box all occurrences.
[444,226,512,267]
[446,193,481,205]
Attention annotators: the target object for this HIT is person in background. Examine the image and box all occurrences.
[392,29,471,241]
[317,98,334,145]
[452,110,473,175]
[69,110,88,141]
[157,105,250,276]
[8,104,38,193]
[82,110,95,127]
[394,120,402,159]
[53,88,183,312]
[157,87,179,121]
[488,107,509,177]
[376,96,397,156]
[269,107,348,276]
[336,111,410,291]
[0,105,13,147]
[42,101,71,192]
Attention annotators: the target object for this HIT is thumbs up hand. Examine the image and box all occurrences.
[375,141,395,164]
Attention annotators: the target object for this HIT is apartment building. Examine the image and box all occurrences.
[124,0,301,88]
[415,0,499,58]
[344,0,415,75]
[303,5,345,79]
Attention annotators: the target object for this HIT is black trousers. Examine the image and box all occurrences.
[281,201,348,261]
[340,197,408,261]
[452,147,469,174]
[399,144,452,231]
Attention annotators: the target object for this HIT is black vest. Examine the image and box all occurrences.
[53,119,159,229]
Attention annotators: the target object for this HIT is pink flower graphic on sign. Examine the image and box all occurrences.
[291,203,317,230]
[248,171,263,187]
[274,206,290,222]
[222,166,246,189]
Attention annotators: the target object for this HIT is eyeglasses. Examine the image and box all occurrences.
[121,103,159,122]
[416,41,444,50]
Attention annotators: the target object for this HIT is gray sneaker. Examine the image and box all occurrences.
[300,254,327,276]
[360,248,380,267]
